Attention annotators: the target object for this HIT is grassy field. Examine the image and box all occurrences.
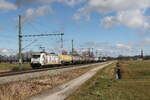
[66,60,150,100]
[0,63,31,72]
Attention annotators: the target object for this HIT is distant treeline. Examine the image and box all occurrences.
[0,51,32,63]
[117,55,150,60]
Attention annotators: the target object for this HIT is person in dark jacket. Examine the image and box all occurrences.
[115,62,121,79]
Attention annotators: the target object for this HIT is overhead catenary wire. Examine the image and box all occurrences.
[23,33,64,37]
[25,21,43,34]
[22,39,38,50]
[18,15,65,69]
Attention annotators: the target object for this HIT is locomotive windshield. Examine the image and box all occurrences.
[32,55,40,58]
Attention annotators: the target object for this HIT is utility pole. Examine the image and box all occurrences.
[61,33,63,50]
[18,15,64,69]
[91,48,94,57]
[141,49,143,59]
[72,40,74,55]
[96,49,98,57]
[88,48,91,57]
[18,15,22,69]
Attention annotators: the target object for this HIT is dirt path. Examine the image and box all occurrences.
[30,62,113,100]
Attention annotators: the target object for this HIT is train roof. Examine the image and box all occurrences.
[32,52,41,55]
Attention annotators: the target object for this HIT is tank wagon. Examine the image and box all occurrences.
[31,52,104,68]
[59,54,72,64]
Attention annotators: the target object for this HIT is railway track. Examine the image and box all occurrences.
[0,63,100,77]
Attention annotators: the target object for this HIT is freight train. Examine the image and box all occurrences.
[31,52,103,68]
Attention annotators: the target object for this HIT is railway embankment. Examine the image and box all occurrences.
[67,60,150,100]
[29,62,113,100]
[0,62,108,100]
[0,63,105,84]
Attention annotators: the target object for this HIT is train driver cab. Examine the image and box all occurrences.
[31,52,47,67]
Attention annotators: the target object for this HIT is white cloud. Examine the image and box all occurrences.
[74,0,150,32]
[80,41,135,56]
[0,0,17,12]
[101,16,118,29]
[116,43,132,49]
[82,41,109,47]
[144,38,150,43]
[73,7,91,20]
[0,48,17,55]
[20,0,87,21]
[75,0,150,16]
[0,48,11,55]
[101,10,150,30]
[137,38,150,46]
[61,0,87,6]
[87,0,150,14]
[0,48,9,53]
[23,5,53,21]
[15,0,86,7]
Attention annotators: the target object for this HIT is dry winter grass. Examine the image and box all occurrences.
[0,63,31,72]
[0,64,100,100]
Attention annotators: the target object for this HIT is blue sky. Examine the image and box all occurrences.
[1,0,150,56]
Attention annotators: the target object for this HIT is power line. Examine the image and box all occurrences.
[31,20,50,33]
[22,39,38,50]
[23,33,64,37]
[26,21,43,33]
[18,15,65,69]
